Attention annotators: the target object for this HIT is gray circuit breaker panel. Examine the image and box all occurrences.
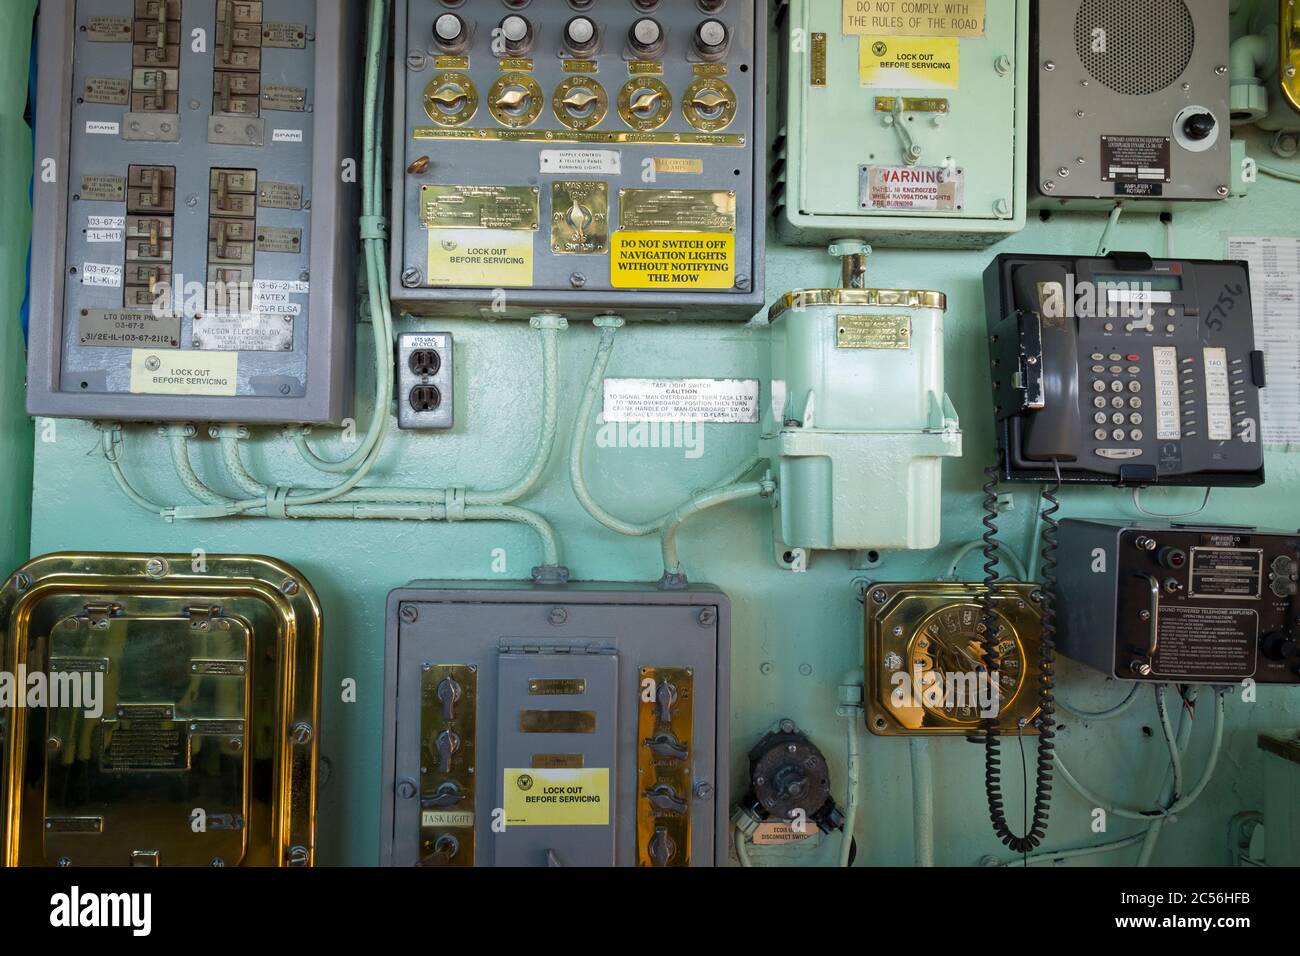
[380,583,731,867]
[27,0,361,423]
[390,0,767,321]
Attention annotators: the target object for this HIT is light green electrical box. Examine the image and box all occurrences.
[775,0,1028,248]
[761,244,962,566]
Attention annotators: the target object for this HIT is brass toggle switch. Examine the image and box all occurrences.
[643,784,688,814]
[435,729,460,773]
[436,676,462,721]
[630,89,663,115]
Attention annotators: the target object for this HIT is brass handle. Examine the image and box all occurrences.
[430,87,467,109]
[495,87,532,110]
[629,89,662,114]
[562,89,599,110]
[691,91,731,111]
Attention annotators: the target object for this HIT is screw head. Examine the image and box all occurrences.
[397,779,418,799]
[290,721,313,745]
[694,782,714,800]
[697,607,716,627]
[210,857,226,867]
[400,604,419,624]
[281,578,300,596]
[549,607,568,626]
[401,267,423,288]
[871,588,888,604]
[145,557,168,577]
[1042,180,1057,192]
[287,845,310,866]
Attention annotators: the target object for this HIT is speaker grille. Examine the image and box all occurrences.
[1073,0,1195,96]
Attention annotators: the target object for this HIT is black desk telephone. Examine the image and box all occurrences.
[983,253,1266,486]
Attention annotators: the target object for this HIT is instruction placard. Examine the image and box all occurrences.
[503,768,609,827]
[427,228,534,287]
[859,37,960,89]
[609,232,734,289]
[129,350,238,396]
[844,1,986,37]
[603,378,760,423]
[1227,236,1300,447]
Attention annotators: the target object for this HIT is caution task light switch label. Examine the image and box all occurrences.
[503,768,610,826]
[609,232,735,289]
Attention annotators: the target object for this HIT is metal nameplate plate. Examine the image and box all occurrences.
[836,314,913,350]
[83,77,130,105]
[87,16,132,42]
[79,309,181,349]
[420,185,540,230]
[192,313,294,352]
[261,85,307,112]
[262,22,307,48]
[258,181,303,209]
[80,175,127,203]
[255,226,303,254]
[528,678,588,696]
[619,189,737,232]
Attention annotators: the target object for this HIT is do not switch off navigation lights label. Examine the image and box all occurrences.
[610,232,735,289]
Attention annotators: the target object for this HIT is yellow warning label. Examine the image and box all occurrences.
[427,228,533,287]
[129,349,238,396]
[843,0,986,37]
[503,768,609,827]
[859,36,960,89]
[610,232,735,289]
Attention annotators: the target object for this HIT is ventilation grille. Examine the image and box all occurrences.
[1073,0,1195,96]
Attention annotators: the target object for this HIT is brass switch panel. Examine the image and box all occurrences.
[550,181,609,255]
[1283,3,1300,114]
[0,553,322,867]
[865,583,1043,737]
[636,666,693,867]
[419,664,476,867]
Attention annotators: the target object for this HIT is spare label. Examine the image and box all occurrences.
[609,232,735,289]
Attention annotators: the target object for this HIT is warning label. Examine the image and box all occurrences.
[603,377,760,423]
[863,164,963,210]
[129,350,238,396]
[609,232,735,289]
[843,0,987,37]
[503,768,609,827]
[427,228,533,287]
[1154,605,1258,679]
[859,36,960,89]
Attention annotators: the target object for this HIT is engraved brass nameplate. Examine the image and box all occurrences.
[551,182,609,255]
[419,185,540,231]
[518,710,597,734]
[619,189,737,232]
[836,314,912,350]
[528,678,588,696]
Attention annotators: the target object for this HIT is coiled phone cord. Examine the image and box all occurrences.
[980,456,1058,852]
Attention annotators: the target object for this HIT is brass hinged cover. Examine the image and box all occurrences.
[0,553,322,867]
[865,583,1043,736]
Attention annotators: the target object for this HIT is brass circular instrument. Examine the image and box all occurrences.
[488,72,544,128]
[907,602,1028,726]
[617,76,672,131]
[682,77,737,132]
[552,76,608,131]
[422,72,478,127]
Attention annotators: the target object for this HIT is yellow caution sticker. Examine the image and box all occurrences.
[129,349,238,396]
[858,36,960,90]
[427,228,534,288]
[609,232,735,289]
[503,768,609,827]
[843,0,986,37]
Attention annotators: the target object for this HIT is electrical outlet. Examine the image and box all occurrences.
[397,332,453,430]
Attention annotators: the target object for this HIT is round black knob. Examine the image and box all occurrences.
[1262,631,1299,662]
[698,0,728,10]
[564,16,598,56]
[432,13,468,53]
[1183,112,1216,141]
[628,17,664,57]
[694,18,729,58]
[498,15,533,56]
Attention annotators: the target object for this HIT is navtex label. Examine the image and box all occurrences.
[609,232,735,289]
[503,768,609,827]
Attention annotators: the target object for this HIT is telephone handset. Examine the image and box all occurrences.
[984,252,1266,487]
[1012,261,1081,463]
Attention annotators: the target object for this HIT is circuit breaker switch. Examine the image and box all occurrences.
[647,732,688,761]
[436,675,462,720]
[436,729,461,774]
[655,678,678,722]
[648,827,676,866]
[644,784,688,814]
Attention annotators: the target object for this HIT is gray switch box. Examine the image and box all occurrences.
[27,0,362,423]
[380,582,731,867]
[1034,0,1231,207]
[389,0,767,321]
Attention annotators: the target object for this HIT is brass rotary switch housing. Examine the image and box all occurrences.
[423,72,478,127]
[683,77,737,132]
[618,76,672,131]
[553,76,608,130]
[489,72,544,128]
